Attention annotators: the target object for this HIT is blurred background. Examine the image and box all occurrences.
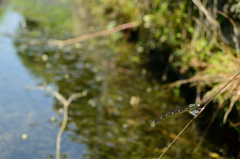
[0,0,239,158]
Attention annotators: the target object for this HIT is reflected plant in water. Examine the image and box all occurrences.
[28,86,87,159]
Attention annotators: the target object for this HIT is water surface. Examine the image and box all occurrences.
[0,2,220,159]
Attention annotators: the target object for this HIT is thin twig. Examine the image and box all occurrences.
[195,87,239,152]
[192,0,228,44]
[216,10,240,37]
[193,104,221,153]
[56,92,83,159]
[56,103,69,159]
[101,60,133,75]
[223,96,239,124]
[28,86,86,159]
[157,72,240,158]
[48,21,139,47]
[233,122,240,127]
[161,53,174,81]
[216,10,240,60]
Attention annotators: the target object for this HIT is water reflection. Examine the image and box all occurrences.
[0,11,86,159]
[15,25,207,159]
[1,2,217,159]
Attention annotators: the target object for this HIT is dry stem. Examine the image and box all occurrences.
[48,21,139,47]
[29,86,86,159]
[192,0,228,44]
[157,72,240,158]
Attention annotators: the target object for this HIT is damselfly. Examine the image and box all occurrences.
[153,103,201,123]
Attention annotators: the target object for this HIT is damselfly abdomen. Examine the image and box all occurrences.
[153,103,201,123]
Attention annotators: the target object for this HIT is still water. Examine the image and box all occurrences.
[0,3,219,159]
[0,11,86,159]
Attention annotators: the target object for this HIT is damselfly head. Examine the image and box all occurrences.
[189,103,200,108]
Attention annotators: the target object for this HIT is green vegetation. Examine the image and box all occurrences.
[12,0,73,38]
[11,0,240,158]
[98,1,240,157]
[99,0,240,124]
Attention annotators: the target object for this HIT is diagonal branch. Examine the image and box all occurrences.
[48,21,139,47]
[28,85,87,159]
[157,72,240,158]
